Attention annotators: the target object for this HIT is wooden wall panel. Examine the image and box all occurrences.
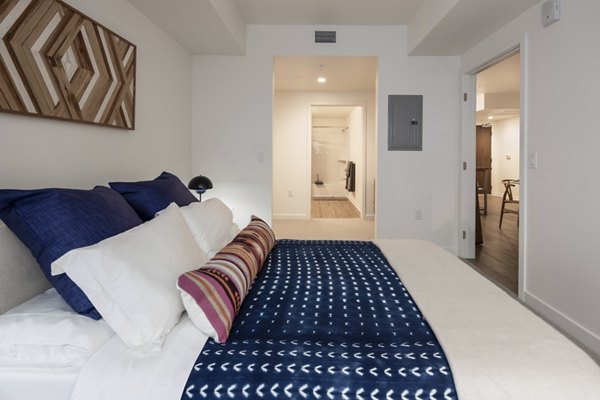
[0,0,136,129]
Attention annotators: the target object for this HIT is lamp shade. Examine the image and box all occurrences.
[187,175,213,194]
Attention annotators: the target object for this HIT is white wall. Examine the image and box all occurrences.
[462,0,600,354]
[0,0,193,189]
[272,92,375,220]
[376,47,461,249]
[491,117,520,198]
[346,106,364,214]
[193,25,461,250]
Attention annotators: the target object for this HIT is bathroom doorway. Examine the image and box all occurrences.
[311,106,363,218]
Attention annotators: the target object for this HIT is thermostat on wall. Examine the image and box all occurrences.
[542,0,560,27]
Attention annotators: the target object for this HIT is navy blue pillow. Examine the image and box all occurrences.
[0,186,143,319]
[109,171,198,221]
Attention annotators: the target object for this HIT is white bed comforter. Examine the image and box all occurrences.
[72,240,600,400]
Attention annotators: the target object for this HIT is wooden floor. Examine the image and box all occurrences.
[311,199,360,218]
[469,195,519,294]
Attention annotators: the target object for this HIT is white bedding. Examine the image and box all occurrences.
[71,316,207,400]
[0,366,79,400]
[375,240,600,399]
[0,289,114,400]
[70,239,600,400]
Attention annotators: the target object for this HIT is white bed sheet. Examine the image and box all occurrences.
[71,315,207,400]
[0,366,79,400]
[71,240,600,400]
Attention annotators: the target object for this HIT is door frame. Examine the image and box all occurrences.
[458,37,528,300]
[307,104,368,219]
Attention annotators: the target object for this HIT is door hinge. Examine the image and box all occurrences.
[463,93,468,102]
[463,161,467,170]
[462,230,466,240]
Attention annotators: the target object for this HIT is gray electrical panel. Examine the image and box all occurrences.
[388,95,423,151]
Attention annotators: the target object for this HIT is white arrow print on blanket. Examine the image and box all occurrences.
[356,388,366,400]
[213,384,222,398]
[227,384,236,397]
[284,383,293,397]
[256,383,265,397]
[313,385,322,399]
[299,384,309,398]
[199,384,208,398]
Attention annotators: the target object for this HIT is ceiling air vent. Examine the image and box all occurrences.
[315,31,336,44]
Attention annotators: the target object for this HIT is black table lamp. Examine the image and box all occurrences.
[188,175,213,200]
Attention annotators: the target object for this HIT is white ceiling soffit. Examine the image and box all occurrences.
[274,56,377,92]
[408,0,540,56]
[126,0,246,55]
[234,0,421,25]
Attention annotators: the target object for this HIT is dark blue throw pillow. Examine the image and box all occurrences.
[0,186,143,319]
[109,171,198,221]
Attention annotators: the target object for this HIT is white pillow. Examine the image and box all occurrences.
[179,198,239,258]
[51,203,209,353]
[0,288,114,368]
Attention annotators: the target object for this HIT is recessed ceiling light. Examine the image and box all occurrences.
[488,116,494,120]
[317,63,326,84]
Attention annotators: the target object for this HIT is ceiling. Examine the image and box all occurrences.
[125,0,541,56]
[476,52,520,125]
[477,53,520,96]
[274,56,377,92]
[235,0,421,25]
[126,0,525,118]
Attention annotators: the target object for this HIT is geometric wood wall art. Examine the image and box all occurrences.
[0,0,136,129]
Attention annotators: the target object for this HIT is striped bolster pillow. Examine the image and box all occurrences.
[177,216,276,343]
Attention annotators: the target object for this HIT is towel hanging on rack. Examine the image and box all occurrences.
[345,161,355,192]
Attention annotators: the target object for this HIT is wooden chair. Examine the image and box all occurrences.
[499,179,519,228]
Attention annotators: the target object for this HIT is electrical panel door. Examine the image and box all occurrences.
[388,95,423,151]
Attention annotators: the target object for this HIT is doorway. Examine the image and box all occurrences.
[470,51,521,295]
[311,105,363,219]
[271,56,376,240]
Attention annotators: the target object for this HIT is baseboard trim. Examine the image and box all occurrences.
[524,290,600,357]
[346,195,360,211]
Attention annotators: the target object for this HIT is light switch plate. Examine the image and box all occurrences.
[528,152,538,169]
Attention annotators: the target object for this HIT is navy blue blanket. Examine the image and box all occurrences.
[182,240,457,399]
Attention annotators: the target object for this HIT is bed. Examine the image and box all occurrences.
[1,173,599,400]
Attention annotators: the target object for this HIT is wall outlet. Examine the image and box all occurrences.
[415,209,423,220]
